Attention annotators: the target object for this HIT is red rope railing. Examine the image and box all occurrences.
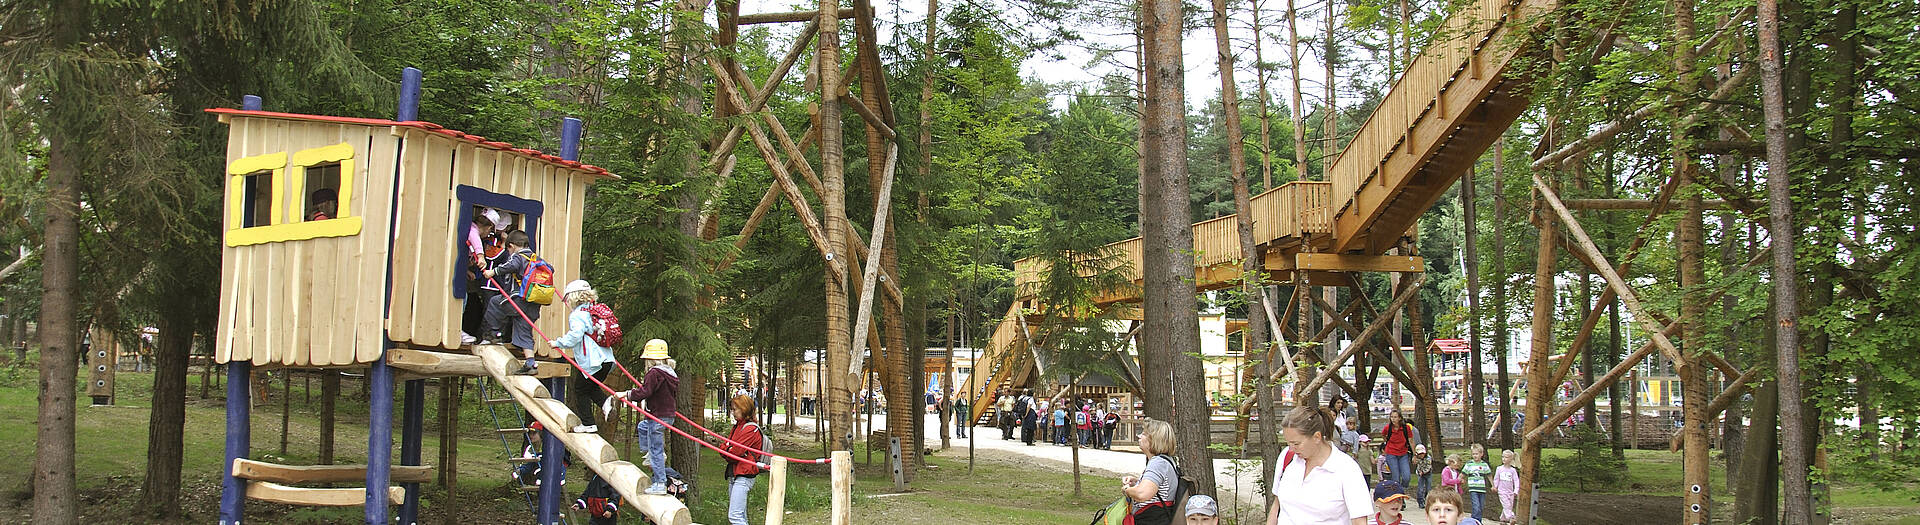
[482,275,832,466]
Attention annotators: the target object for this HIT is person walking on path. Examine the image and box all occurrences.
[1462,444,1492,520]
[1266,405,1373,525]
[998,390,1016,440]
[1493,450,1520,522]
[618,339,683,494]
[1411,445,1433,508]
[1121,418,1185,524]
[954,394,970,438]
[1377,410,1418,488]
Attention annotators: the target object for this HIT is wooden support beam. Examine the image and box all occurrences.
[386,348,570,379]
[1532,173,1691,372]
[706,21,818,176]
[1524,324,1668,443]
[1562,198,1729,210]
[737,7,854,25]
[1269,253,1425,273]
[245,481,406,506]
[847,144,897,386]
[1296,276,1424,401]
[842,96,897,141]
[1705,364,1763,417]
[233,459,434,485]
[1307,290,1421,397]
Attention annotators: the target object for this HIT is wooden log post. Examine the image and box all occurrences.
[765,457,789,525]
[830,450,853,525]
[1513,199,1557,524]
[437,377,459,525]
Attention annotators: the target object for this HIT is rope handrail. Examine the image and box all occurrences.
[482,275,832,466]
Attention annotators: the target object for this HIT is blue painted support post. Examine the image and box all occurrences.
[397,378,426,524]
[366,358,395,523]
[397,67,423,122]
[219,361,252,525]
[537,378,567,524]
[371,68,419,524]
[220,92,262,525]
[559,117,582,160]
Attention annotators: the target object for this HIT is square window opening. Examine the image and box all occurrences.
[241,171,273,228]
[303,163,342,221]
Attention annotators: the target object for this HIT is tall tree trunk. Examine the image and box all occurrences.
[35,129,80,525]
[138,306,192,518]
[1320,0,1337,178]
[1513,185,1555,524]
[1605,146,1625,457]
[1212,0,1270,462]
[1493,137,1515,450]
[1250,0,1275,189]
[1757,0,1810,517]
[818,0,856,454]
[320,372,338,464]
[1464,165,1485,441]
[1287,0,1308,174]
[924,0,947,453]
[1671,0,1714,519]
[1141,0,1216,497]
[1580,273,1596,429]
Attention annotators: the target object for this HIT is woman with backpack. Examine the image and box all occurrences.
[715,394,766,525]
[548,280,617,433]
[1120,418,1185,525]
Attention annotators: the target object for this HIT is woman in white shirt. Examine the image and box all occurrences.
[1267,405,1373,525]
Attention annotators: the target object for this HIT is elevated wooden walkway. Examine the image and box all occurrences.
[972,0,1557,406]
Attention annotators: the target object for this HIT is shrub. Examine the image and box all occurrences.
[1542,426,1627,491]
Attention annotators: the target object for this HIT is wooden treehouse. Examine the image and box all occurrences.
[210,70,689,525]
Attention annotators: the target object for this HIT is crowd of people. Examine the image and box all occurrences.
[982,388,1124,449]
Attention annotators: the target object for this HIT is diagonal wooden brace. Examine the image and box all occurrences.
[1297,274,1424,402]
[1533,173,1690,373]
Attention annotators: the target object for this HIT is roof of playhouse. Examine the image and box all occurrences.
[207,108,620,180]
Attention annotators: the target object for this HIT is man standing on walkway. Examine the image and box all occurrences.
[954,391,969,438]
[1018,389,1037,446]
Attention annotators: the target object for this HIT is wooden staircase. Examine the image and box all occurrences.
[967,302,1038,425]
[471,344,692,525]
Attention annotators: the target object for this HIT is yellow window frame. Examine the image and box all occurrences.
[224,143,364,247]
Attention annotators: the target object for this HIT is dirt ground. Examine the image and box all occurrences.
[1534,491,1684,525]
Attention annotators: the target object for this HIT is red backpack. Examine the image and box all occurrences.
[585,302,622,348]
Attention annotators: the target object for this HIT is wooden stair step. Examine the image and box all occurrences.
[232,458,433,484]
[244,481,405,506]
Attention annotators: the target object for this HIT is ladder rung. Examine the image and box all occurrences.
[485,397,516,404]
[519,484,542,493]
[497,427,535,434]
[508,456,542,464]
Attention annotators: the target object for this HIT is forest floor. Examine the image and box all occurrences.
[0,362,1913,523]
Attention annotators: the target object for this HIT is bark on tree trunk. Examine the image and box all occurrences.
[1211,0,1270,465]
[1513,192,1556,524]
[35,129,80,525]
[1287,0,1308,174]
[1493,137,1515,450]
[1758,0,1810,517]
[1464,166,1485,441]
[1250,0,1274,189]
[1141,0,1216,497]
[1672,0,1714,518]
[138,311,192,518]
[819,0,855,455]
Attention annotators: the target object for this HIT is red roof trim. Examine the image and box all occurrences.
[206,108,618,180]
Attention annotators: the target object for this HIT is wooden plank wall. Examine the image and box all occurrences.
[215,117,396,366]
[387,132,592,359]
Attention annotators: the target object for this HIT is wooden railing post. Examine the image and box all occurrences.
[764,457,789,525]
[830,450,853,525]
